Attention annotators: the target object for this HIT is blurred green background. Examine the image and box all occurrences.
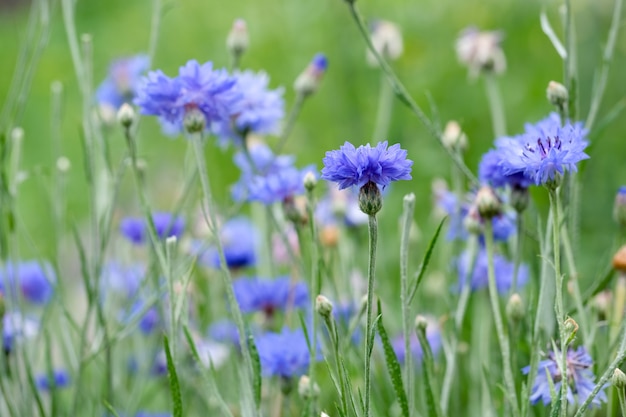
[1,0,625,283]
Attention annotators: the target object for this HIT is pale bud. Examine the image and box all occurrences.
[506,293,524,322]
[183,108,206,134]
[298,375,320,399]
[303,171,317,192]
[564,317,579,345]
[475,186,502,219]
[367,20,403,67]
[414,314,429,332]
[117,103,136,129]
[546,81,568,109]
[226,19,249,58]
[315,295,333,319]
[11,127,24,144]
[441,121,468,151]
[612,368,626,389]
[455,27,506,77]
[321,413,331,417]
[294,54,328,97]
[56,156,71,173]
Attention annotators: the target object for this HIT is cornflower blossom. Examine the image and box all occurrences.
[134,60,241,133]
[456,248,529,293]
[489,113,589,186]
[96,54,150,110]
[391,318,442,365]
[246,164,317,205]
[272,226,300,265]
[193,216,257,269]
[455,27,506,76]
[522,346,606,407]
[333,302,361,344]
[233,277,308,316]
[120,212,185,245]
[212,70,284,145]
[126,300,161,335]
[0,261,55,305]
[35,369,70,391]
[100,262,145,298]
[255,328,317,378]
[3,312,39,353]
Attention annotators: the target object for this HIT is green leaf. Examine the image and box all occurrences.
[248,333,262,408]
[103,401,121,417]
[163,335,183,417]
[409,217,447,303]
[376,301,409,417]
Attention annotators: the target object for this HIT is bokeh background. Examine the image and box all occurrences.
[1,0,625,287]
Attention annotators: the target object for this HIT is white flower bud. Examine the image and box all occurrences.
[442,121,468,151]
[303,171,317,191]
[56,156,71,173]
[546,81,568,108]
[117,103,136,129]
[456,27,506,77]
[227,19,249,57]
[367,20,403,67]
[315,295,333,319]
[298,375,320,399]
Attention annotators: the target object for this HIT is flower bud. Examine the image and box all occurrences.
[117,103,136,129]
[303,171,317,192]
[321,413,331,417]
[183,108,206,134]
[510,185,529,213]
[591,291,611,320]
[506,293,524,323]
[612,245,626,272]
[564,317,579,345]
[358,181,382,216]
[294,53,328,97]
[226,19,249,58]
[463,206,483,235]
[612,368,626,389]
[367,20,403,67]
[442,121,468,151]
[56,156,71,173]
[414,314,429,332]
[315,295,333,319]
[455,27,506,77]
[546,81,568,108]
[614,186,626,228]
[11,127,24,143]
[298,375,320,399]
[475,186,502,219]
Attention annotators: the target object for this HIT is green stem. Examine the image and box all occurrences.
[400,194,415,410]
[364,214,378,417]
[373,72,394,140]
[147,0,162,62]
[510,214,523,295]
[484,74,506,138]
[275,93,305,154]
[484,220,520,417]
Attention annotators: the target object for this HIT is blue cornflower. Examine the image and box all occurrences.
[321,141,413,190]
[255,328,316,378]
[0,261,55,304]
[134,60,241,132]
[614,186,626,227]
[391,317,442,365]
[209,319,243,346]
[234,277,308,315]
[100,262,145,298]
[96,54,150,109]
[193,217,257,269]
[36,369,70,391]
[3,312,39,353]
[522,346,606,407]
[479,144,533,189]
[125,299,161,334]
[498,113,589,186]
[120,212,185,245]
[212,70,284,144]
[247,164,317,205]
[456,248,529,293]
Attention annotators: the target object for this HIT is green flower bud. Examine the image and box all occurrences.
[358,181,382,216]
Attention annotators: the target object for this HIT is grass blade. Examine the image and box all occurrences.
[163,335,183,417]
[409,217,446,303]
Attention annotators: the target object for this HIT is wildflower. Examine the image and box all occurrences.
[100,262,145,298]
[333,301,361,344]
[392,317,442,365]
[522,346,607,406]
[367,20,403,66]
[315,295,333,319]
[96,54,150,110]
[125,300,161,334]
[546,81,568,109]
[455,27,506,76]
[442,121,468,151]
[0,261,55,305]
[120,212,185,245]
[193,217,257,269]
[36,369,70,391]
[212,70,284,145]
[226,18,249,58]
[194,338,230,368]
[613,186,626,227]
[255,328,317,378]
[234,277,308,315]
[457,248,529,293]
[247,164,317,205]
[3,312,39,353]
[294,53,328,97]
[134,60,241,133]
[478,145,533,189]
[498,113,589,186]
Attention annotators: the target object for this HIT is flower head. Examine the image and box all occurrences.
[255,328,317,378]
[522,346,607,407]
[321,141,412,190]
[456,27,506,76]
[193,216,258,269]
[36,369,70,391]
[120,212,185,245]
[100,262,145,298]
[457,248,529,293]
[96,54,150,109]
[0,261,55,304]
[3,312,39,353]
[234,277,308,316]
[247,165,317,205]
[367,20,403,66]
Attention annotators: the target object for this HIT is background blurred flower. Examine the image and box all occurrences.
[36,369,70,391]
[255,328,317,378]
[96,54,150,109]
[455,27,506,76]
[457,248,529,293]
[392,317,442,365]
[193,216,257,270]
[234,277,308,315]
[120,212,185,245]
[0,261,55,305]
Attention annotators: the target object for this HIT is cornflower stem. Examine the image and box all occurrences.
[484,220,520,417]
[563,0,578,120]
[400,194,415,410]
[373,71,394,141]
[510,214,524,296]
[484,74,506,138]
[275,92,305,154]
[548,187,568,417]
[364,214,378,417]
[618,383,626,417]
[190,132,256,402]
[345,1,478,185]
[147,0,162,61]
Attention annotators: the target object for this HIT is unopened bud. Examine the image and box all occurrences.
[358,181,382,216]
[614,186,626,228]
[612,368,626,389]
[564,317,579,345]
[117,103,136,129]
[455,27,506,77]
[183,108,206,134]
[613,245,626,272]
[414,315,429,332]
[298,375,320,399]
[97,104,117,127]
[226,19,249,58]
[321,413,331,417]
[592,291,612,320]
[303,171,317,192]
[315,295,333,319]
[367,20,403,67]
[442,121,468,151]
[463,206,483,235]
[506,293,524,322]
[475,186,501,219]
[546,81,568,108]
[510,185,529,213]
[56,156,71,173]
[294,54,328,97]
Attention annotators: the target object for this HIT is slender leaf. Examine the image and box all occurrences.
[248,333,262,408]
[103,401,121,417]
[409,217,447,303]
[163,335,183,417]
[540,10,567,58]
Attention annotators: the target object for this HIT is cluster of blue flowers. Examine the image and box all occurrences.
[192,216,258,270]
[120,212,185,245]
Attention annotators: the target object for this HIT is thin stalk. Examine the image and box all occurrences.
[484,74,506,138]
[373,72,394,140]
[275,93,305,153]
[618,384,626,417]
[562,0,578,120]
[484,220,520,417]
[345,2,478,185]
[363,214,378,417]
[560,221,589,345]
[147,0,162,62]
[510,214,524,295]
[400,194,415,410]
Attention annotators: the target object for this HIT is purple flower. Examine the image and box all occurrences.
[193,217,257,269]
[457,248,529,293]
[100,262,145,298]
[96,54,150,109]
[522,346,606,407]
[498,113,589,186]
[247,164,317,205]
[321,141,413,189]
[126,300,161,334]
[391,317,442,365]
[255,328,316,378]
[135,413,172,417]
[120,212,185,245]
[134,60,241,131]
[479,145,533,189]
[3,312,39,353]
[36,369,70,391]
[212,70,284,145]
[0,261,55,304]
[209,319,243,346]
[234,277,308,315]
